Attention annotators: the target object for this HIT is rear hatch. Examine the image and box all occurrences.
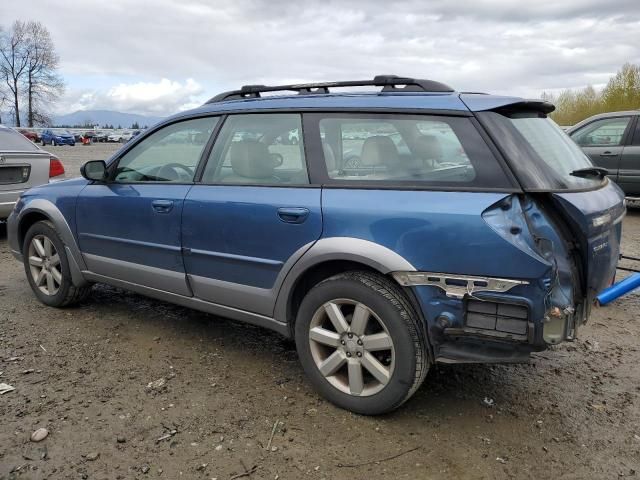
[475,105,625,305]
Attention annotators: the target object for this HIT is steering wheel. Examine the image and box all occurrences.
[156,163,193,181]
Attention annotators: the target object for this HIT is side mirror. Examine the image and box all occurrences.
[81,160,108,182]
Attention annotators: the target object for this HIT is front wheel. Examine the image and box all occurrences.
[23,220,92,307]
[295,271,429,415]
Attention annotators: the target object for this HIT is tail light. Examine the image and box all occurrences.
[49,156,65,178]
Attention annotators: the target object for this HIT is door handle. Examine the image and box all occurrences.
[600,151,618,156]
[277,207,309,224]
[151,199,174,213]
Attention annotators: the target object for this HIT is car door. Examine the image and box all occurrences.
[182,113,322,316]
[618,115,640,197]
[76,116,220,295]
[569,115,634,183]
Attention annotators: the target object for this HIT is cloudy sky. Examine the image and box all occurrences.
[4,0,640,116]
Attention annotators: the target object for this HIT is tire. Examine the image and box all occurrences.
[41,140,46,146]
[22,220,92,307]
[294,271,429,415]
[51,139,56,146]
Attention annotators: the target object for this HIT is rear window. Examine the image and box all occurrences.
[310,114,513,189]
[478,111,601,190]
[0,126,40,152]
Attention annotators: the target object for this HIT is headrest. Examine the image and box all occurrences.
[414,134,442,160]
[229,140,275,178]
[360,135,399,167]
[322,142,336,171]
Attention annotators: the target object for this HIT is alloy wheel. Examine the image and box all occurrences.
[28,234,62,296]
[308,299,395,396]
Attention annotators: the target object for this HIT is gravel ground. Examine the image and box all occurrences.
[47,143,122,179]
[0,147,639,479]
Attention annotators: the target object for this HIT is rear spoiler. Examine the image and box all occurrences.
[460,94,555,115]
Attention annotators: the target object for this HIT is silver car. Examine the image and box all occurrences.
[0,125,65,220]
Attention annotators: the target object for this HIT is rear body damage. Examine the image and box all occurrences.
[393,187,622,364]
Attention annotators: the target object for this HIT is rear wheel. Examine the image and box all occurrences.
[23,220,91,307]
[295,271,429,415]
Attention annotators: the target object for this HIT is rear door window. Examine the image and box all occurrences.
[309,114,513,189]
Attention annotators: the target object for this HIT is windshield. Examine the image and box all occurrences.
[479,111,601,190]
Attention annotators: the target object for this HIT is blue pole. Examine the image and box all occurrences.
[596,273,640,305]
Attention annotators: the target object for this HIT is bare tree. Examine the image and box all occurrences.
[0,21,64,127]
[0,93,8,124]
[24,21,64,127]
[0,21,29,127]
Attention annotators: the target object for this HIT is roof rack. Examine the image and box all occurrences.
[205,75,454,103]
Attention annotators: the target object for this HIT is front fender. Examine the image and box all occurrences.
[10,198,89,287]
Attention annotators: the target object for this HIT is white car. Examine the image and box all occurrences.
[107,131,132,143]
[120,131,135,142]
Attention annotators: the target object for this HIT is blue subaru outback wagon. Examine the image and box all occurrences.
[7,76,625,414]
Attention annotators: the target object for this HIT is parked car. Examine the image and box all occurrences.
[121,131,136,142]
[0,124,64,220]
[107,132,122,142]
[41,129,76,146]
[128,130,142,141]
[93,131,108,143]
[7,76,625,414]
[566,111,640,198]
[81,131,96,142]
[18,129,40,142]
[107,131,132,143]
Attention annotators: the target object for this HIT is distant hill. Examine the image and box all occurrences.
[51,110,163,128]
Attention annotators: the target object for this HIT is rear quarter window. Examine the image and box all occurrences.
[0,127,40,152]
[478,111,603,191]
[307,113,514,190]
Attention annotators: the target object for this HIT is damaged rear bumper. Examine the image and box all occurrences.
[403,271,584,364]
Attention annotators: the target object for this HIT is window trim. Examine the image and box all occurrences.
[105,114,223,185]
[629,115,640,146]
[569,115,635,148]
[303,111,521,191]
[195,112,312,187]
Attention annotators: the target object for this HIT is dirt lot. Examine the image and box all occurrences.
[1,146,639,479]
[47,143,122,179]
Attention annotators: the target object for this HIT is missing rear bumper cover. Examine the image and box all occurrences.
[393,271,528,299]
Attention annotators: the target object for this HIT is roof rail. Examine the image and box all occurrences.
[205,75,455,103]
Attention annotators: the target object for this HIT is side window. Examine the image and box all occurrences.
[202,114,308,185]
[114,117,219,183]
[317,114,510,187]
[571,117,631,147]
